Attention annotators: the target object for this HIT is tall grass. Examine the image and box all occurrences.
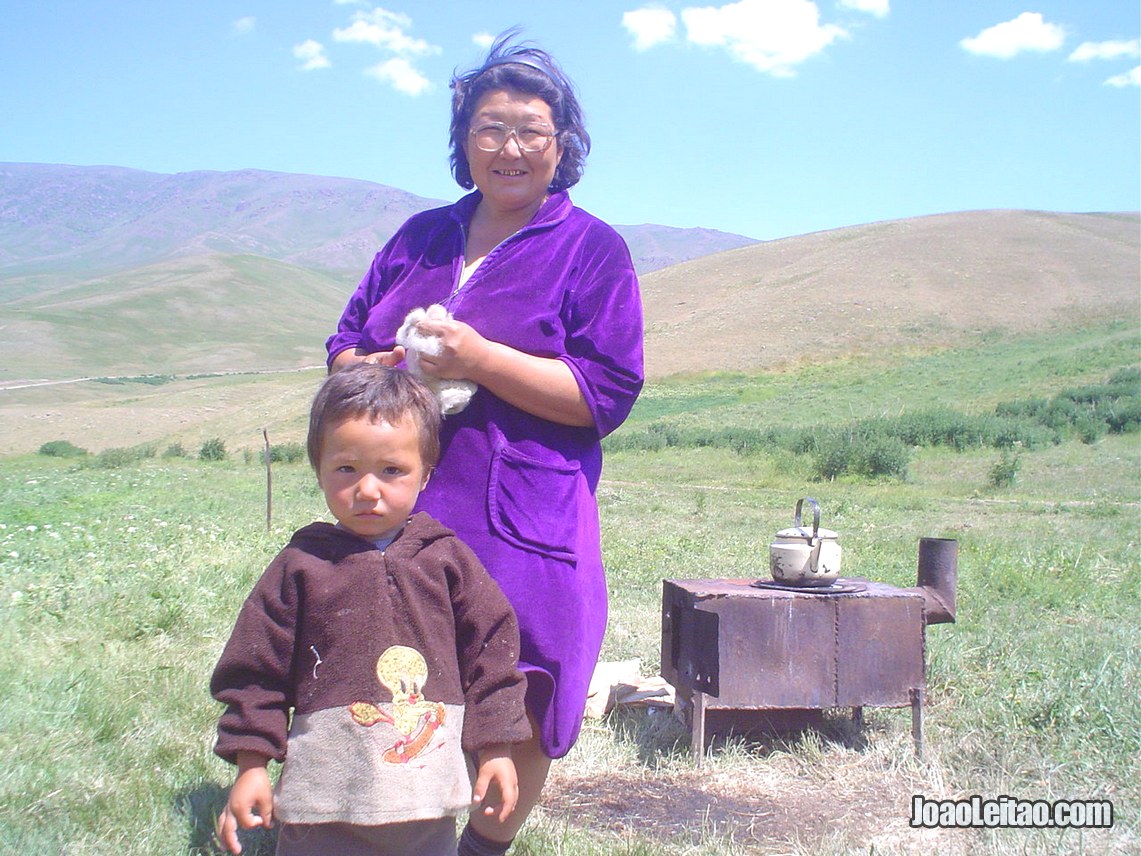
[0,325,1137,854]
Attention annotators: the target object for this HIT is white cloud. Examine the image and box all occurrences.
[960,12,1065,59]
[680,0,846,77]
[325,7,439,95]
[838,0,888,18]
[1104,65,1141,88]
[623,7,679,51]
[333,8,440,57]
[1068,39,1141,63]
[366,57,432,96]
[472,31,496,49]
[293,40,331,71]
[231,16,256,36]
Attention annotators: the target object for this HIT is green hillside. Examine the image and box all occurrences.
[1,254,347,381]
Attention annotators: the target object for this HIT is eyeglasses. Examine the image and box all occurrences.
[469,122,558,154]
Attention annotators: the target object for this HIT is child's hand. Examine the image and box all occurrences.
[216,754,274,855]
[471,745,518,824]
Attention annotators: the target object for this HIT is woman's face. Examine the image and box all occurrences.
[464,87,563,216]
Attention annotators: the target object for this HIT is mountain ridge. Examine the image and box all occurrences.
[0,162,757,279]
[0,163,1136,388]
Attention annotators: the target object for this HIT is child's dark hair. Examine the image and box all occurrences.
[307,364,442,472]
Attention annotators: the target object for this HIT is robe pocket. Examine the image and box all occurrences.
[488,445,581,560]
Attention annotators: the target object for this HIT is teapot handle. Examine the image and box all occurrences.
[793,497,821,541]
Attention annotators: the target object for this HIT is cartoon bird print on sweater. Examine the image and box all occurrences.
[349,645,447,764]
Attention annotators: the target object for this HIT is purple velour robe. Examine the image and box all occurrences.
[326,190,644,758]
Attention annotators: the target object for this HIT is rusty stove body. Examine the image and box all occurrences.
[661,538,957,761]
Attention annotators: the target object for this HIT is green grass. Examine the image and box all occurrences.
[0,326,1138,854]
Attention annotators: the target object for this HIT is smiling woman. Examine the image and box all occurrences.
[324,30,645,856]
[462,89,562,232]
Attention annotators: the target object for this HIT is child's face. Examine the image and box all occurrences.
[316,414,430,541]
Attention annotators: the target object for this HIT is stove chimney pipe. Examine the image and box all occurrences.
[907,537,957,625]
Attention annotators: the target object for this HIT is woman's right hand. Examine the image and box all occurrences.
[329,345,406,373]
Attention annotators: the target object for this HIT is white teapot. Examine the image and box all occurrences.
[770,497,842,586]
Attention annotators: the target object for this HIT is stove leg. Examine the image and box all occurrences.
[692,691,707,765]
[911,687,924,758]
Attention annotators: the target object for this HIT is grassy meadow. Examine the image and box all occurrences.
[0,321,1138,855]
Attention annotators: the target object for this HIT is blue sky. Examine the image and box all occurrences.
[2,1,1138,240]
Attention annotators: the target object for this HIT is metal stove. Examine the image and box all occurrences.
[661,538,957,761]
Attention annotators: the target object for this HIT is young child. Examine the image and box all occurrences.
[211,364,531,856]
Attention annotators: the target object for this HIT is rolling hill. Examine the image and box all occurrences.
[0,161,1136,456]
[0,162,756,384]
[640,209,1139,376]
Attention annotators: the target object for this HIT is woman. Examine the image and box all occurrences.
[326,33,644,855]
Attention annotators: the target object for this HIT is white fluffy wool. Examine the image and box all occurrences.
[395,305,477,416]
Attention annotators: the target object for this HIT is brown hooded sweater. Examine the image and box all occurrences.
[211,513,531,825]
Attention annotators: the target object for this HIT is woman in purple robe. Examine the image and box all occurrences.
[326,33,644,856]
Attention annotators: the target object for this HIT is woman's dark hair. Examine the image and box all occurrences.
[307,364,441,472]
[449,30,590,193]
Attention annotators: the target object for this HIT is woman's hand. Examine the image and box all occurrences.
[412,317,489,380]
[471,744,519,823]
[414,317,594,428]
[329,345,406,373]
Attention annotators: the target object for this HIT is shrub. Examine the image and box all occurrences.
[646,422,683,447]
[38,440,88,458]
[1001,369,1141,441]
[809,428,910,481]
[812,435,853,481]
[602,430,666,453]
[162,443,187,459]
[988,447,1022,488]
[89,444,157,469]
[995,398,1048,420]
[199,438,227,462]
[860,433,910,479]
[262,442,307,464]
[92,447,139,469]
[1103,398,1141,434]
[1074,415,1107,445]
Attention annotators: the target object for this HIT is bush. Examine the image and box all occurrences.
[262,442,307,464]
[199,438,227,462]
[988,447,1022,488]
[1074,415,1107,445]
[809,429,910,481]
[89,444,157,469]
[1001,369,1141,441]
[162,443,187,459]
[812,435,853,481]
[38,440,88,458]
[995,398,1048,421]
[602,430,666,453]
[604,365,1139,482]
[860,433,911,479]
[1103,398,1141,434]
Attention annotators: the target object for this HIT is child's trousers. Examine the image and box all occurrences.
[275,817,457,856]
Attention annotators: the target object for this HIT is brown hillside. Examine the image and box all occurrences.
[641,210,1140,378]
